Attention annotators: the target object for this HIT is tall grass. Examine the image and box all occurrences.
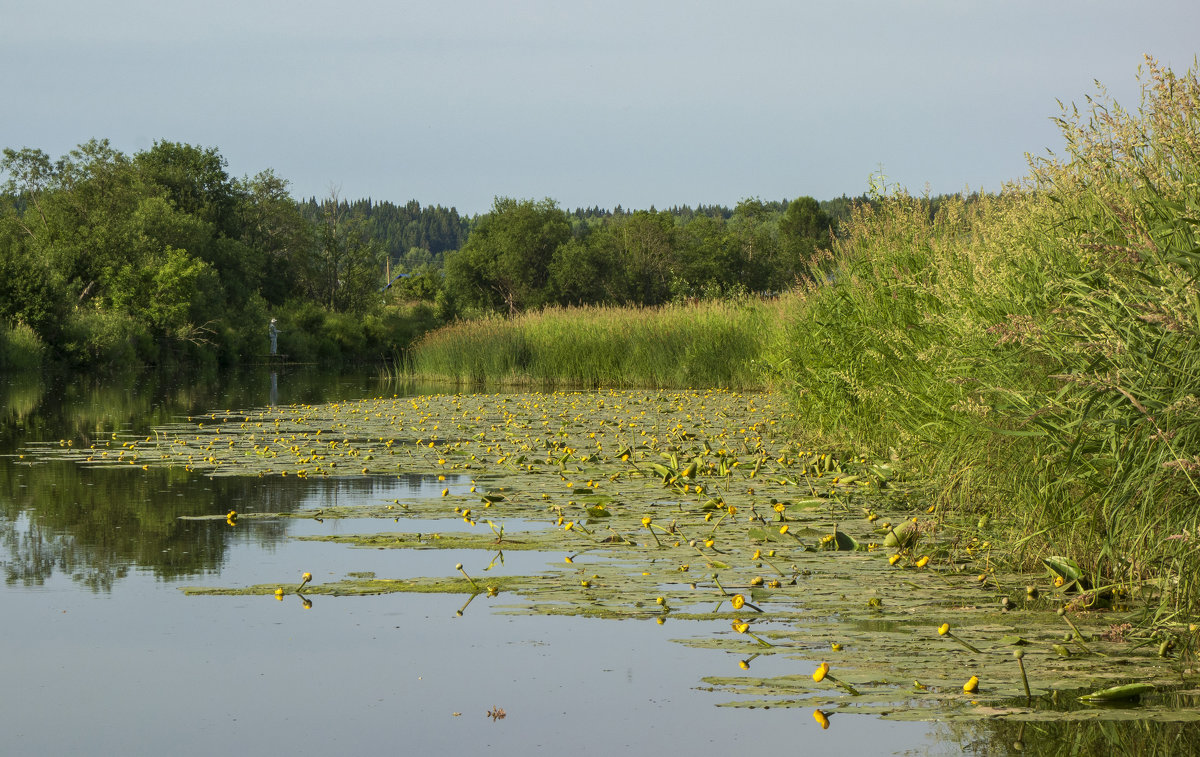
[0,321,47,370]
[410,298,782,389]
[765,56,1200,621]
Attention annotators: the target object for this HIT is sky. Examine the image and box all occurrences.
[3,1,1198,215]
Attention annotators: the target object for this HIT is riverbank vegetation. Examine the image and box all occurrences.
[770,56,1199,619]
[410,57,1200,623]
[0,141,460,369]
[409,296,782,388]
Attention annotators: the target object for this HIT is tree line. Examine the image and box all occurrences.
[438,195,837,316]
[0,140,455,368]
[0,138,861,369]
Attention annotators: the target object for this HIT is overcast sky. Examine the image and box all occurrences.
[3,1,1198,214]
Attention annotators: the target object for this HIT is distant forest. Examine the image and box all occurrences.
[297,197,469,272]
[295,195,863,276]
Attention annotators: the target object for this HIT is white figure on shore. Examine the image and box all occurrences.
[269,318,281,355]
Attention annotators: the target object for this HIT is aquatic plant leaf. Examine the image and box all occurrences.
[1080,683,1155,702]
[828,530,859,551]
[1042,556,1083,582]
[883,521,916,548]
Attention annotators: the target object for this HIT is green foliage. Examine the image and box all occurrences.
[445,197,571,313]
[761,56,1200,620]
[308,192,387,313]
[0,322,46,370]
[133,141,239,235]
[776,196,833,286]
[0,141,445,368]
[297,196,467,266]
[411,297,780,388]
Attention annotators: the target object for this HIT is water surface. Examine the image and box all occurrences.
[0,368,1187,756]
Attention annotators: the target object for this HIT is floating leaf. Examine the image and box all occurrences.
[829,530,859,551]
[1080,683,1155,703]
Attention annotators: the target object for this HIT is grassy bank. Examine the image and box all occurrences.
[410,297,783,388]
[765,57,1200,621]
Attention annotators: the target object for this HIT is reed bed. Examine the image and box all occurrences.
[410,297,782,389]
[765,56,1200,621]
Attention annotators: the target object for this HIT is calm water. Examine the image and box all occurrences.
[0,368,1178,756]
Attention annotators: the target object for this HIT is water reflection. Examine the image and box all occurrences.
[932,713,1200,755]
[0,367,447,591]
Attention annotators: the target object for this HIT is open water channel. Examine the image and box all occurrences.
[0,368,1189,755]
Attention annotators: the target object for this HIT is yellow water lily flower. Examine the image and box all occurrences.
[732,620,750,634]
[731,594,746,610]
[963,675,979,693]
[812,662,829,683]
[915,555,930,568]
[938,623,950,636]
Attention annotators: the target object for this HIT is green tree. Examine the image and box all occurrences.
[673,214,742,296]
[236,170,312,306]
[776,196,833,287]
[309,190,385,312]
[610,210,677,305]
[730,198,778,291]
[445,197,570,314]
[548,235,620,305]
[134,141,239,236]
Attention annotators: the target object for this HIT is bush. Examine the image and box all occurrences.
[0,321,47,370]
[59,309,154,368]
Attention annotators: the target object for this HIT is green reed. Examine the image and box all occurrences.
[763,56,1200,621]
[410,298,782,389]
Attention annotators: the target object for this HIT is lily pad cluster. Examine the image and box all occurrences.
[23,388,1196,724]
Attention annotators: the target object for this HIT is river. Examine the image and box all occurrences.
[0,368,1188,756]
